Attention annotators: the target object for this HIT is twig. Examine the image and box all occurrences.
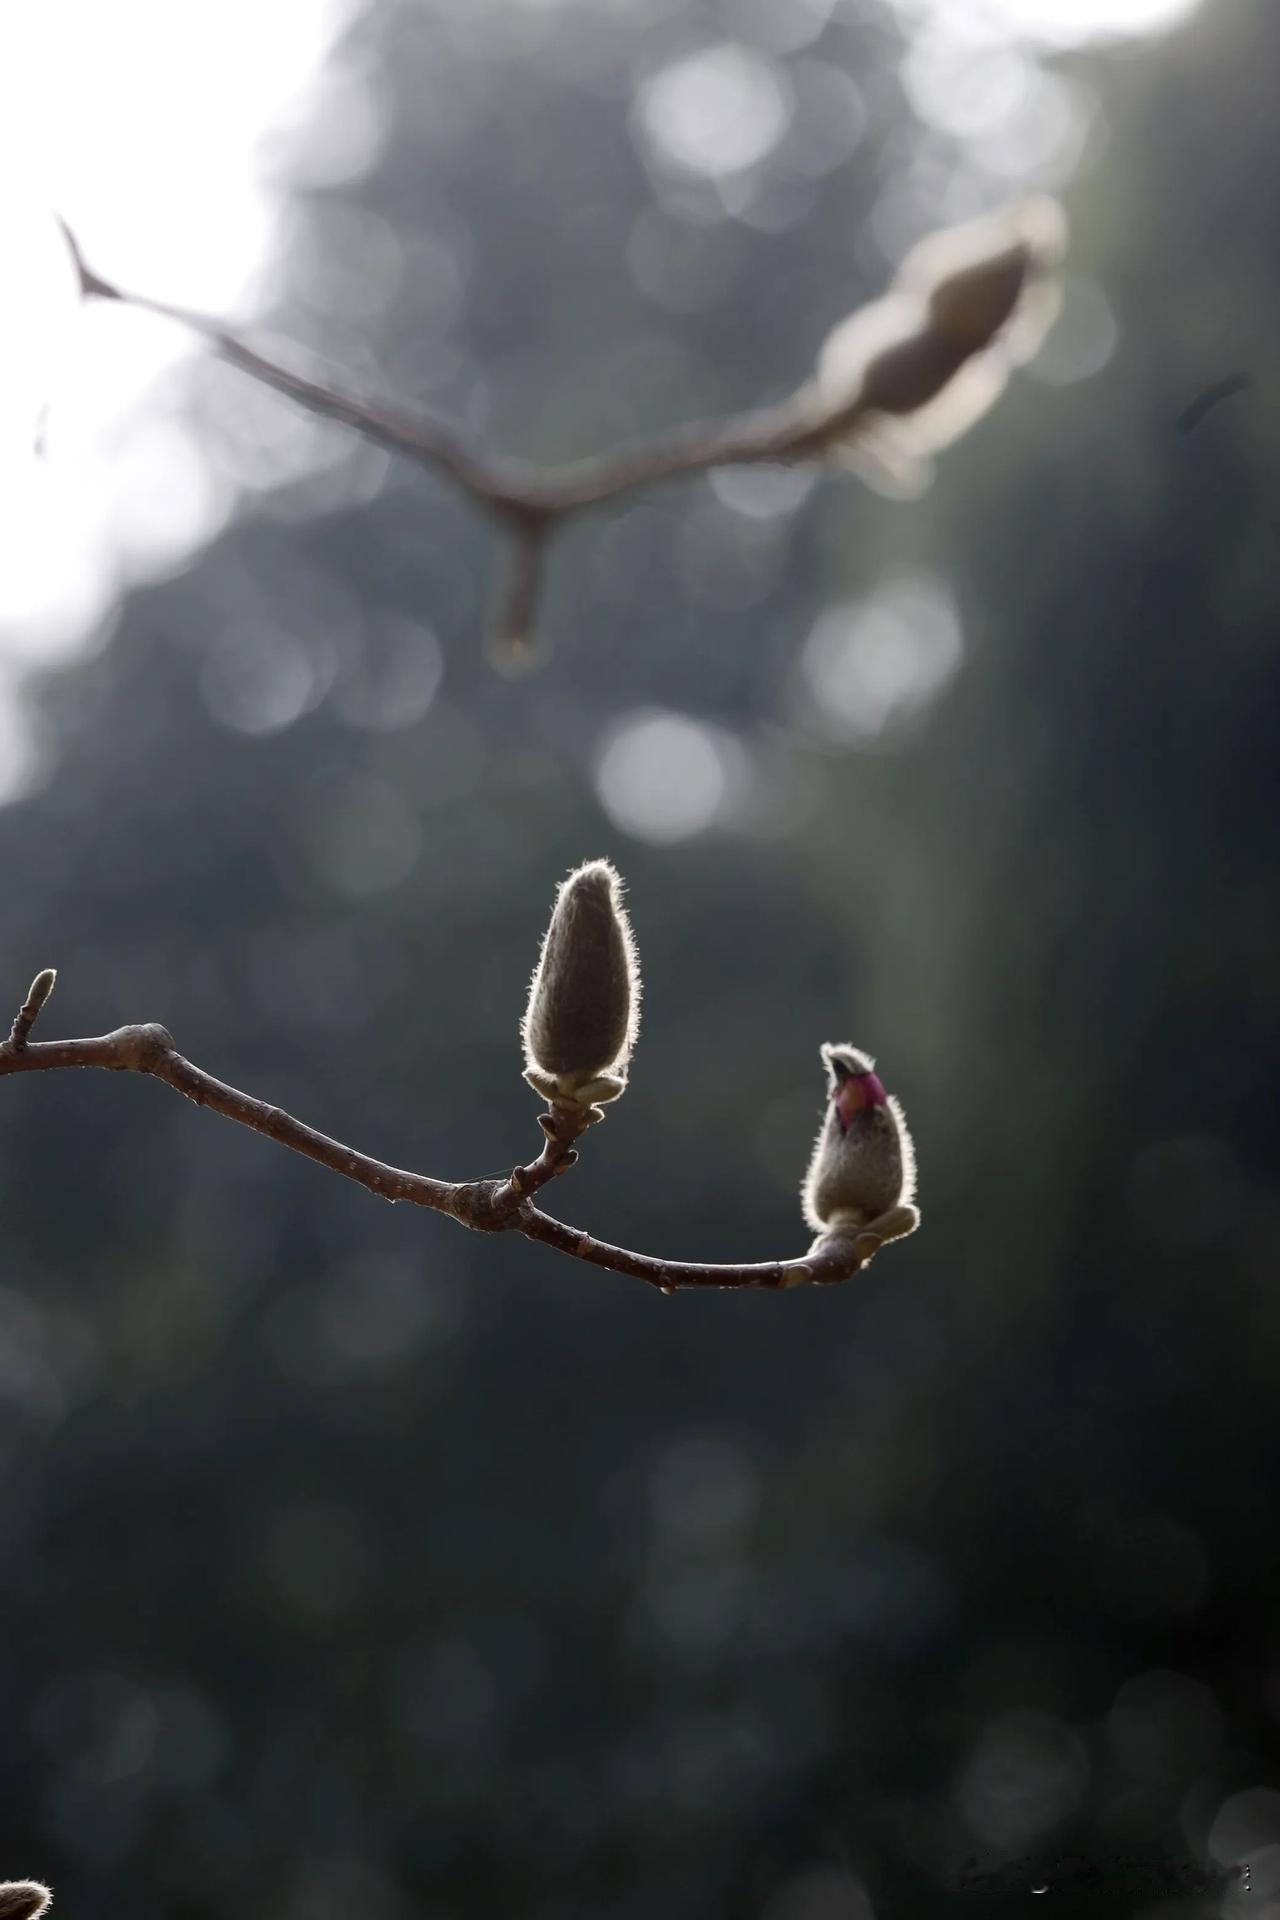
[57,222,836,514]
[56,222,851,654]
[56,222,500,503]
[9,969,57,1050]
[1175,371,1252,435]
[517,1207,835,1293]
[0,1002,868,1293]
[487,514,555,668]
[53,200,1065,654]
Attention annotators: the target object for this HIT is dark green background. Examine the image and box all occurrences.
[1,2,1277,1915]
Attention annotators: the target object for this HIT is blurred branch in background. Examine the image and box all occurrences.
[55,200,1064,664]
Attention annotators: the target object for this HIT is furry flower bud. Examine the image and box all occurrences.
[802,1043,917,1242]
[0,1885,52,1920]
[813,198,1066,496]
[522,860,640,1108]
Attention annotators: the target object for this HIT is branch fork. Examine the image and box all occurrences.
[54,202,1064,661]
[0,967,889,1293]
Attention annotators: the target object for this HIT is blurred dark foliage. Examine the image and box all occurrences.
[1,2,1279,1917]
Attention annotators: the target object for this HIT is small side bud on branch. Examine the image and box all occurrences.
[813,197,1066,494]
[9,968,57,1049]
[0,1883,52,1920]
[802,1043,919,1262]
[522,860,640,1110]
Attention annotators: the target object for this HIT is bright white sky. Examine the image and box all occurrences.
[904,0,1200,41]
[0,0,373,791]
[0,0,1200,801]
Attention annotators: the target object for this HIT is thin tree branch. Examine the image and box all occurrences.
[58,221,838,514]
[55,222,855,653]
[53,204,1063,655]
[0,1000,868,1292]
[57,222,502,505]
[517,1206,842,1293]
[0,1020,460,1211]
[525,394,837,513]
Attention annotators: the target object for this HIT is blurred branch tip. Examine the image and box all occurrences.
[0,866,918,1291]
[0,1883,53,1920]
[487,525,551,674]
[54,200,1064,660]
[55,215,114,302]
[1176,371,1253,434]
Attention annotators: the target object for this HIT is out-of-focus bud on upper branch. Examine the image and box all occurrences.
[522,860,640,1109]
[812,198,1066,496]
[906,198,1066,378]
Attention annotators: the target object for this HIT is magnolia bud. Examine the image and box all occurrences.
[813,198,1065,494]
[24,969,56,1013]
[802,1043,918,1250]
[0,1884,52,1920]
[925,242,1033,354]
[900,197,1066,355]
[855,326,971,421]
[522,860,640,1108]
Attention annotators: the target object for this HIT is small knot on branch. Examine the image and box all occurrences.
[10,969,57,1050]
[115,1022,176,1070]
[448,1178,527,1233]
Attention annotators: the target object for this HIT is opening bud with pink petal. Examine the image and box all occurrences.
[803,1043,919,1259]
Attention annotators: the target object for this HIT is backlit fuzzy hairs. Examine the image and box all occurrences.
[522,860,640,1109]
[812,197,1066,496]
[0,1884,53,1920]
[802,1042,919,1255]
